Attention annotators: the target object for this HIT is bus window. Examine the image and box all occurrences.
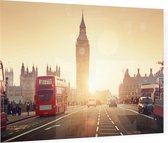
[37,90,53,102]
[39,79,52,85]
[57,87,63,95]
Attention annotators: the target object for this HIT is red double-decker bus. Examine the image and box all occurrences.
[0,60,7,131]
[35,76,68,116]
[140,83,159,102]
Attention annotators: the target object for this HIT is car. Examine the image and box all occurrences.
[109,97,117,107]
[96,99,102,105]
[87,99,96,107]
[138,96,153,114]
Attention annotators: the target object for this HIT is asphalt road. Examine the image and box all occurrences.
[1,104,162,142]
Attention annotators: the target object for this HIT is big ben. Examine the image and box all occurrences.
[76,13,90,103]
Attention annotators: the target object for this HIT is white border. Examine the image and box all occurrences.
[5,0,168,143]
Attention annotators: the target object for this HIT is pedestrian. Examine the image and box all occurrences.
[11,100,16,116]
[26,102,30,116]
[33,102,35,111]
[7,101,12,115]
[18,100,22,116]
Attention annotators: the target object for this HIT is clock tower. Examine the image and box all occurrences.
[76,13,90,103]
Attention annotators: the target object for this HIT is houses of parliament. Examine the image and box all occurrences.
[119,67,163,101]
[5,64,61,102]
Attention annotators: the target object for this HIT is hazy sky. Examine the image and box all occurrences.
[1,1,163,94]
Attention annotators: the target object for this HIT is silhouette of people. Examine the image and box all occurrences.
[17,100,22,116]
[26,102,30,116]
[7,101,12,115]
[11,100,16,116]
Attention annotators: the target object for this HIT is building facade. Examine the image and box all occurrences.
[5,68,13,86]
[5,64,38,103]
[76,13,90,103]
[5,68,22,103]
[46,65,60,77]
[119,67,163,102]
[20,63,38,102]
[5,64,65,103]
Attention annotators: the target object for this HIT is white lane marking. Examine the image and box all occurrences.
[118,106,154,120]
[45,124,61,130]
[103,106,112,120]
[96,106,102,136]
[97,106,101,126]
[141,113,154,120]
[9,132,13,135]
[100,125,114,128]
[99,132,120,135]
[98,118,100,122]
[100,105,124,136]
[100,122,113,125]
[4,109,85,142]
[100,128,117,131]
[96,126,99,132]
[115,126,119,131]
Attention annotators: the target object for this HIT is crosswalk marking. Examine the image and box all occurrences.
[95,105,123,137]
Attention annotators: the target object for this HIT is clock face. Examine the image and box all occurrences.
[79,47,85,55]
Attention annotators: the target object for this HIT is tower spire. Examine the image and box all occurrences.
[80,10,86,28]
[78,10,88,40]
[124,69,130,78]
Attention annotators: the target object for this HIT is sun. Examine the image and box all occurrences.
[89,79,96,94]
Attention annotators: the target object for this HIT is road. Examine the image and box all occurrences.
[1,104,162,142]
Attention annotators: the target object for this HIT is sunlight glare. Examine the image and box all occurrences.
[89,79,96,94]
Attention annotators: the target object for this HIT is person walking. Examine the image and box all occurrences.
[11,100,16,116]
[7,101,12,115]
[18,100,22,116]
[26,102,30,116]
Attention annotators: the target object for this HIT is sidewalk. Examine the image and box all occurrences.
[6,106,81,125]
[7,111,36,125]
